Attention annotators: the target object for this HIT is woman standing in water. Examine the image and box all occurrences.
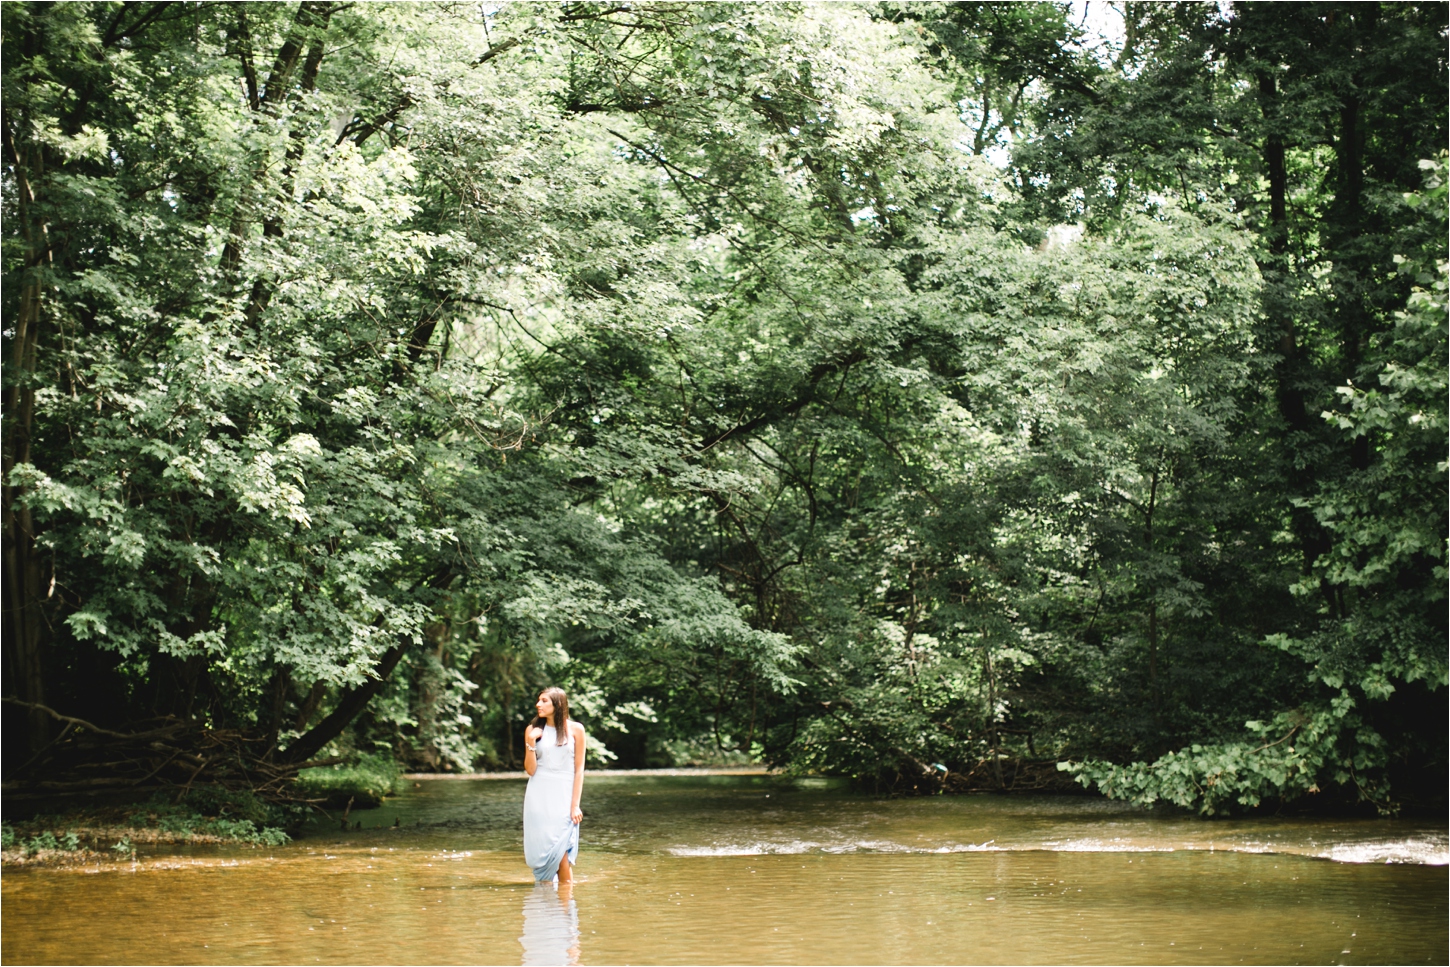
[523,687,585,883]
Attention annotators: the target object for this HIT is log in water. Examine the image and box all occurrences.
[2,774,1445,965]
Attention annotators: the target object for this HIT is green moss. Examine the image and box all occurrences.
[294,753,403,809]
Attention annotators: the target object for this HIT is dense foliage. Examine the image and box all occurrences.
[4,1,1444,815]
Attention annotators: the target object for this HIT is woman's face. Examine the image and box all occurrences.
[536,693,554,719]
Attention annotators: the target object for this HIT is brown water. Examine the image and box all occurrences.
[3,774,1445,965]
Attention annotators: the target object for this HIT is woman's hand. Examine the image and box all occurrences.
[526,726,543,749]
[571,806,583,824]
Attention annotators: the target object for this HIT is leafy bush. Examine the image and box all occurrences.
[1059,698,1390,815]
[26,831,59,852]
[18,830,82,855]
[295,753,404,808]
[209,819,290,846]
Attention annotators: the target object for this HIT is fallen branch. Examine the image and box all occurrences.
[1,697,159,741]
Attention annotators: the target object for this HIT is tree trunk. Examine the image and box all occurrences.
[1331,77,1372,474]
[1256,70,1333,583]
[280,643,407,765]
[1147,601,1159,710]
[1257,72,1311,435]
[2,127,51,754]
[245,8,331,327]
[983,640,1003,789]
[221,0,334,283]
[1144,464,1162,720]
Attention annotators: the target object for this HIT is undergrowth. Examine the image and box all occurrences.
[124,788,293,845]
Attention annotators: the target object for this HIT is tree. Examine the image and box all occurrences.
[1015,1,1447,812]
[4,2,1442,814]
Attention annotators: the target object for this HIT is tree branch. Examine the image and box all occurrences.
[0,697,176,741]
[278,644,407,764]
[472,35,521,67]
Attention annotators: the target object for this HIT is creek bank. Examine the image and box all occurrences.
[2,755,408,867]
[1,786,295,868]
[0,835,283,870]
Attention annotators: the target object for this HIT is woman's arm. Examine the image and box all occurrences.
[569,721,585,823]
[524,726,541,777]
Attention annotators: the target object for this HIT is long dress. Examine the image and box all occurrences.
[523,723,580,882]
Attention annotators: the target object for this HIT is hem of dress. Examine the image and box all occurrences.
[530,821,580,883]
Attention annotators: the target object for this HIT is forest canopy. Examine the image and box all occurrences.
[3,0,1445,815]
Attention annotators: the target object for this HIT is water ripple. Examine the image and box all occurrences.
[667,835,1449,864]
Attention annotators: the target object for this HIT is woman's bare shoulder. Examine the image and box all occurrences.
[570,720,586,739]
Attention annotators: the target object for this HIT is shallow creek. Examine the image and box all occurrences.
[3,773,1445,965]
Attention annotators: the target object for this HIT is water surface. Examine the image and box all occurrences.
[3,774,1444,965]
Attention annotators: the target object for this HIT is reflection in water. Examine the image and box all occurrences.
[520,883,580,966]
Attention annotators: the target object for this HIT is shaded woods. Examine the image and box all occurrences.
[3,1,1445,817]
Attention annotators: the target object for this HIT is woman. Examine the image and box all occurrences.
[522,687,585,883]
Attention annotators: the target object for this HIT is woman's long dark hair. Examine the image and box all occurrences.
[530,687,570,745]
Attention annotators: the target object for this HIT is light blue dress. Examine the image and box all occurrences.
[523,724,580,882]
